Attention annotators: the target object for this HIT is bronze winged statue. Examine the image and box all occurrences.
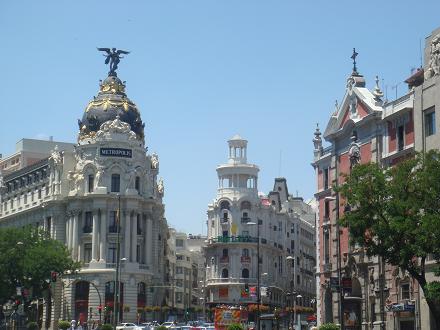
[97,47,130,76]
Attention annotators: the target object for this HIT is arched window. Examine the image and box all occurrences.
[242,268,249,278]
[240,201,251,210]
[221,268,229,278]
[220,200,230,210]
[111,174,120,192]
[242,248,249,257]
[222,249,228,257]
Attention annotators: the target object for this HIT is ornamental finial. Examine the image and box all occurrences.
[351,48,359,75]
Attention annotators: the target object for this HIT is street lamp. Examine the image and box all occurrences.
[113,194,122,329]
[245,220,261,330]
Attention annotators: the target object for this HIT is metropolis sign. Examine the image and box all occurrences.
[100,148,132,158]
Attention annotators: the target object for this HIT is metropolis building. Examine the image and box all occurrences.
[205,136,316,326]
[0,63,169,327]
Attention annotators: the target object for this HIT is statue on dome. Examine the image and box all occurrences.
[97,47,130,76]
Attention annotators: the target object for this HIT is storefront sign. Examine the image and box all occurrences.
[100,148,132,158]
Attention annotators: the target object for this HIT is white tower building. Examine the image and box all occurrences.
[205,135,316,324]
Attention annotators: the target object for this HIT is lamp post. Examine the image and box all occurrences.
[113,194,121,329]
[246,219,261,330]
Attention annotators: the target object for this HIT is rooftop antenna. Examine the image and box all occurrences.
[392,83,401,100]
[419,38,423,68]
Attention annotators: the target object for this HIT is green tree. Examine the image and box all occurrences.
[338,151,440,329]
[226,324,244,330]
[0,226,81,304]
[318,324,339,330]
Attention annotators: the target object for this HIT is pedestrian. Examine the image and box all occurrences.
[68,320,84,330]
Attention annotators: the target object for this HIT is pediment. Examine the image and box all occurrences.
[324,83,383,140]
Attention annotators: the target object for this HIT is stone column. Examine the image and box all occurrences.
[99,210,107,263]
[124,211,131,261]
[91,210,99,262]
[66,213,71,250]
[145,217,152,266]
[72,211,79,260]
[131,214,138,263]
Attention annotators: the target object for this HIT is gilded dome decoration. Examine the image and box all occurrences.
[78,75,145,141]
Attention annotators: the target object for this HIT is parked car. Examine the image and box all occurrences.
[116,323,138,330]
[160,322,176,328]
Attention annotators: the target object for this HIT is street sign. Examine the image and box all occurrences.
[260,287,267,297]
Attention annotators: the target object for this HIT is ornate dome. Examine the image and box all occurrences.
[78,75,144,140]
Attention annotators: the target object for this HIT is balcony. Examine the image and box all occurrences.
[221,218,230,223]
[213,236,259,244]
[220,256,229,264]
[241,256,251,263]
[241,217,251,223]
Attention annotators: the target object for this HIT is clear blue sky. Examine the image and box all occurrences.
[1,1,439,234]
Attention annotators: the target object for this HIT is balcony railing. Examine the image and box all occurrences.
[241,217,251,223]
[213,236,258,244]
[220,256,229,263]
[207,277,258,285]
[241,256,251,263]
[221,218,230,223]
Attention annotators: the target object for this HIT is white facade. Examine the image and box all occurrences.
[0,73,168,327]
[205,136,316,313]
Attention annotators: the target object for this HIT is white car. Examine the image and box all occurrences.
[160,322,176,328]
[116,323,138,330]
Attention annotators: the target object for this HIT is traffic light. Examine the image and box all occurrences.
[51,271,57,282]
[244,283,249,294]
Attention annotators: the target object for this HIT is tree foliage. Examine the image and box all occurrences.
[0,226,81,303]
[337,151,440,328]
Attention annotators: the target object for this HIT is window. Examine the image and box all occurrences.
[425,109,436,137]
[176,292,183,303]
[135,176,140,192]
[176,267,183,274]
[220,200,230,210]
[397,125,404,151]
[324,228,330,264]
[88,175,94,193]
[176,279,183,287]
[242,248,249,257]
[176,239,184,247]
[324,201,330,219]
[24,192,27,204]
[242,268,249,278]
[136,244,140,262]
[222,230,228,237]
[84,243,92,263]
[111,174,120,192]
[401,283,410,300]
[38,189,42,199]
[323,168,329,190]
[109,211,118,232]
[222,249,228,257]
[108,244,117,263]
[177,255,183,261]
[221,268,229,278]
[84,211,93,233]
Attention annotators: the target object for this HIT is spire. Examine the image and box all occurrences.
[372,75,384,101]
